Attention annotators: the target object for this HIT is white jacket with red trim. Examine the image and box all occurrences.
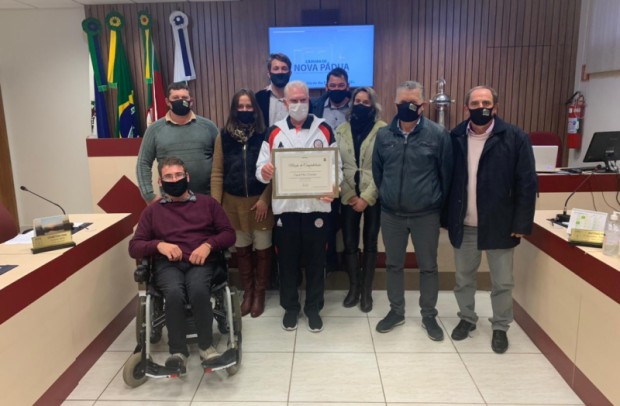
[256,114,342,215]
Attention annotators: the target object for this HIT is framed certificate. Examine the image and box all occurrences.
[272,147,339,199]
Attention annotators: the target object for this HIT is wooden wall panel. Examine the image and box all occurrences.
[85,0,581,165]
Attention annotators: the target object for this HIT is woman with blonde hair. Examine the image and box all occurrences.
[335,87,387,312]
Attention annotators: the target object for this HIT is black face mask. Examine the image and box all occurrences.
[328,89,351,104]
[170,99,191,116]
[237,111,255,125]
[350,104,375,134]
[161,177,188,197]
[396,102,421,123]
[270,72,291,88]
[468,107,494,126]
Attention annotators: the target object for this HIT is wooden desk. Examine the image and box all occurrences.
[514,210,620,405]
[0,213,136,405]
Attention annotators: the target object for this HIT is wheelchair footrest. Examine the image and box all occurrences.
[202,348,237,372]
[145,358,186,378]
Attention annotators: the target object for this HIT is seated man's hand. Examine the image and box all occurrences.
[157,242,182,261]
[261,162,274,181]
[189,243,211,265]
[319,195,334,203]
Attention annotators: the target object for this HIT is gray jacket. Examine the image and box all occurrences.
[372,115,453,217]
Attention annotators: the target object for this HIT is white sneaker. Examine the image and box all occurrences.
[199,345,221,362]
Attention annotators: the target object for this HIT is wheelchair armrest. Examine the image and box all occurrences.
[134,259,151,283]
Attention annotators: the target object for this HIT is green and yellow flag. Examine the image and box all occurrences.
[106,11,140,138]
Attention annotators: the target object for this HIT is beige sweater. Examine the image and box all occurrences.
[335,120,387,206]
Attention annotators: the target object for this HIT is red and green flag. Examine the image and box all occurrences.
[138,11,167,126]
[106,11,140,138]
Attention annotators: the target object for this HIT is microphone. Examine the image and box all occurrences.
[555,173,594,223]
[20,185,67,215]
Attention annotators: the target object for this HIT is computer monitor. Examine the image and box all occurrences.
[583,131,620,172]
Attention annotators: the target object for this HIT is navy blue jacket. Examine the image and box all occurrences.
[220,129,267,198]
[447,117,537,250]
[372,115,453,217]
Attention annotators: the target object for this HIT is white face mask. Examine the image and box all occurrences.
[288,102,309,122]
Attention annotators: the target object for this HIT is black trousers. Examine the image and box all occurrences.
[341,202,381,255]
[153,259,214,356]
[274,212,328,314]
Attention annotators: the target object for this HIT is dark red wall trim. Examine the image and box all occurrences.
[86,138,142,157]
[34,296,136,406]
[538,173,620,193]
[514,301,612,406]
[0,214,134,325]
[524,223,620,305]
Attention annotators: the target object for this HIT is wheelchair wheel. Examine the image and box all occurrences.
[226,287,243,376]
[123,353,147,388]
[135,296,146,344]
[150,296,164,344]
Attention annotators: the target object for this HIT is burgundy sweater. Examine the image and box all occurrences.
[129,193,235,262]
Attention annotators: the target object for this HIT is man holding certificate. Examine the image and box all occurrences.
[256,80,341,333]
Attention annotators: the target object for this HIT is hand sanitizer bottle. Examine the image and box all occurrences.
[602,211,620,256]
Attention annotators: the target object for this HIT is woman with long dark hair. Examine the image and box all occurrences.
[211,89,273,317]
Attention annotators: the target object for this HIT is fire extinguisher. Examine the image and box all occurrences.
[566,91,586,149]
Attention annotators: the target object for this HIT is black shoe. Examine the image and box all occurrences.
[491,330,509,353]
[451,319,476,341]
[306,312,324,332]
[359,289,373,313]
[282,310,298,331]
[342,285,360,308]
[422,317,444,341]
[376,310,405,333]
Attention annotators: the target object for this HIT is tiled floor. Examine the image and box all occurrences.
[62,290,584,406]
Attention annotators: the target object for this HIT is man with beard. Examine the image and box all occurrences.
[256,53,292,126]
[137,82,218,202]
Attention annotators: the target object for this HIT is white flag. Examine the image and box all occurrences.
[169,11,196,82]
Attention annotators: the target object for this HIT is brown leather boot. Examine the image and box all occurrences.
[236,245,254,316]
[251,247,271,317]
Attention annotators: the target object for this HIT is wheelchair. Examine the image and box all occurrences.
[122,251,242,387]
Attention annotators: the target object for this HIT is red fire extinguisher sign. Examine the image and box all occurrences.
[566,91,585,149]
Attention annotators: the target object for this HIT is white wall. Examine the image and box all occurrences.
[569,0,620,166]
[0,8,92,227]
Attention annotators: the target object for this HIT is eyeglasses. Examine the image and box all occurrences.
[162,172,186,181]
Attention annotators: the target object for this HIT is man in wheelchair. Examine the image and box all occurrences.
[129,156,236,372]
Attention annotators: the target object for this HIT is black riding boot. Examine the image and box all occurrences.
[342,252,361,307]
[360,252,377,313]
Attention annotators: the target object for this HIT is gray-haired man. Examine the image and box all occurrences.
[372,81,453,340]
